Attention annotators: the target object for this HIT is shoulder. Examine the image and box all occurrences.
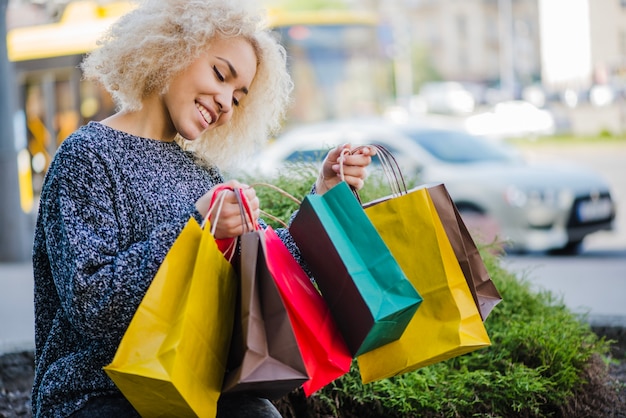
[43,122,123,194]
[52,121,158,171]
[48,122,122,176]
[55,121,116,158]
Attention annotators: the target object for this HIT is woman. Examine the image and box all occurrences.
[31,0,374,417]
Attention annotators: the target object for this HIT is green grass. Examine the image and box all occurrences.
[506,132,626,146]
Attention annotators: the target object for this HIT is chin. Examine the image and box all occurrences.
[177,127,205,141]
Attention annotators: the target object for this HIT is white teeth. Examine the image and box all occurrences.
[195,102,213,125]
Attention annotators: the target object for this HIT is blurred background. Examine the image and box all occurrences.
[1,0,625,262]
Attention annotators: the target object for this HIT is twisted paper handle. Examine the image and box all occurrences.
[248,182,302,229]
[351,144,407,195]
[233,186,260,232]
[202,184,250,261]
[249,182,302,205]
[338,144,409,204]
[202,184,235,232]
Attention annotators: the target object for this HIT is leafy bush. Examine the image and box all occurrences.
[243,165,618,417]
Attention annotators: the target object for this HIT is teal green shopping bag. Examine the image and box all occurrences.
[290,182,422,356]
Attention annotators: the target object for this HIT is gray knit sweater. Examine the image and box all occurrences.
[31,121,302,417]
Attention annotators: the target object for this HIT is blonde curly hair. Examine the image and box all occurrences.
[81,0,293,169]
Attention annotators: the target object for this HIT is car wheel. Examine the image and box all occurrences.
[548,239,583,256]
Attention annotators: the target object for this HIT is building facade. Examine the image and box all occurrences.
[374,0,626,101]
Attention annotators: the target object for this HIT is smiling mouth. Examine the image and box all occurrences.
[195,102,215,127]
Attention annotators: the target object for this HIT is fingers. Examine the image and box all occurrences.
[327,145,375,172]
[240,187,261,226]
[336,152,373,171]
[350,144,378,157]
[340,166,368,190]
[316,144,375,194]
[222,179,249,190]
[202,182,261,239]
[331,146,372,182]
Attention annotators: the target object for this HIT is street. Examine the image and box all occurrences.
[504,246,626,327]
[0,263,34,355]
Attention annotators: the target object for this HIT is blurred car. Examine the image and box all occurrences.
[251,118,616,254]
[253,119,427,178]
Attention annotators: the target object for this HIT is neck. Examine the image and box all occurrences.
[100,95,176,142]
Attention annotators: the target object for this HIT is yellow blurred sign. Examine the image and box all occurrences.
[7,1,135,62]
[17,149,33,213]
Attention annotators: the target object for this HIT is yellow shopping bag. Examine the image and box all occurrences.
[357,186,491,384]
[104,217,237,417]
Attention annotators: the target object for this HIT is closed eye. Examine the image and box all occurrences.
[213,65,225,82]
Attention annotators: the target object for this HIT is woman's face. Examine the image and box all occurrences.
[163,36,258,140]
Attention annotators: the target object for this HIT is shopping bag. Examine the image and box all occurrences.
[427,183,502,319]
[289,181,422,356]
[222,229,309,399]
[357,186,491,383]
[104,217,237,417]
[263,225,352,396]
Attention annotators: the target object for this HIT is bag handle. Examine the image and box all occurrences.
[234,186,260,232]
[202,184,233,231]
[204,184,241,261]
[246,182,303,229]
[339,144,409,203]
[249,182,302,205]
[208,186,259,261]
[206,182,300,233]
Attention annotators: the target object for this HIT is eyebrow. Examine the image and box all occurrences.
[217,57,249,95]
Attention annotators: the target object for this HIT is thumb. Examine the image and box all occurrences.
[326,143,351,164]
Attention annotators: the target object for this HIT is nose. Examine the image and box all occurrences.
[216,90,233,115]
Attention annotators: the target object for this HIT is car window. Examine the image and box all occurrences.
[285,148,389,166]
[285,150,328,163]
[284,137,404,166]
[401,129,516,163]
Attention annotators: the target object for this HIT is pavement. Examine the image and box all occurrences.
[1,262,35,355]
[2,256,626,356]
[503,253,626,329]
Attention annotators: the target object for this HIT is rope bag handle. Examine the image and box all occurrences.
[338,144,409,204]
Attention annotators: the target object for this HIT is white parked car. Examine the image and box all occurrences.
[251,118,616,254]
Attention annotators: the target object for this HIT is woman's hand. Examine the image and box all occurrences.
[315,144,376,195]
[195,180,260,239]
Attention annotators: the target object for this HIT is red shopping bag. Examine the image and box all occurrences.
[263,226,352,396]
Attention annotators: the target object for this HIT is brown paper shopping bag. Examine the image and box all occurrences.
[221,228,309,400]
[263,225,352,396]
[427,183,502,319]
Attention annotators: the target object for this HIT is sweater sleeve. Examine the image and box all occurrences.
[40,141,195,341]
